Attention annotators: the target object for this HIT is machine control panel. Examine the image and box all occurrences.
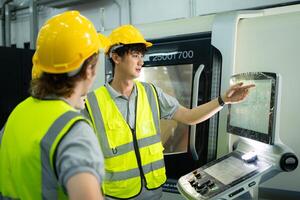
[177,151,272,200]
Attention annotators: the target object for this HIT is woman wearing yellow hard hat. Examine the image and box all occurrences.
[0,10,109,200]
[84,24,254,200]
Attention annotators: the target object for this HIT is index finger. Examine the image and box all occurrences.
[231,82,244,88]
[238,84,256,90]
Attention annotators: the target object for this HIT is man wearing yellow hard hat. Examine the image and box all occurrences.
[84,24,254,199]
[0,11,109,200]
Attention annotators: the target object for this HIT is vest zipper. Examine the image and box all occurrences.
[131,128,146,183]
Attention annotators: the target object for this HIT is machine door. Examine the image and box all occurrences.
[140,34,222,192]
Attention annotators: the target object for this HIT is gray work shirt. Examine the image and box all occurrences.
[56,121,105,192]
[0,125,4,144]
[103,82,180,200]
[49,97,105,193]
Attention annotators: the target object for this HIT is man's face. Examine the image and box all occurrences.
[75,58,99,110]
[117,50,144,79]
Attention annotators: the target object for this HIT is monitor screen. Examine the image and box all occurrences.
[227,72,279,144]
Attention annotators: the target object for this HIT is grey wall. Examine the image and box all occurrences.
[1,0,299,47]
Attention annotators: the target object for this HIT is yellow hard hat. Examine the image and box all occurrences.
[31,64,43,79]
[32,10,109,77]
[106,24,152,54]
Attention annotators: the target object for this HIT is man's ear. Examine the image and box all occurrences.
[86,64,96,80]
[111,53,120,64]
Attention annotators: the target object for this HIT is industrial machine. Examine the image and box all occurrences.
[0,47,34,129]
[177,72,298,199]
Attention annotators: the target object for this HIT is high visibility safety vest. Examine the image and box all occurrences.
[86,81,166,199]
[0,97,90,200]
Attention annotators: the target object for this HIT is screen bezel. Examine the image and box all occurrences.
[227,72,278,144]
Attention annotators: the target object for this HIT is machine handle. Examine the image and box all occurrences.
[190,64,205,160]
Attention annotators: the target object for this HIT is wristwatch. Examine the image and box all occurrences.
[218,96,225,106]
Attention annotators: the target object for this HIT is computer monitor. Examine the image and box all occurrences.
[227,72,279,144]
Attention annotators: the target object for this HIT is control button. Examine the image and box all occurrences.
[248,181,256,188]
[199,188,208,195]
[195,173,202,179]
[196,185,208,195]
[203,180,211,185]
[189,179,195,184]
[208,181,215,188]
[191,181,198,188]
[196,183,206,190]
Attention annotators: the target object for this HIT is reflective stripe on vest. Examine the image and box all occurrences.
[105,158,165,181]
[86,81,166,198]
[41,111,83,199]
[0,97,87,200]
[0,125,5,146]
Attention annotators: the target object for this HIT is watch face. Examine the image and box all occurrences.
[218,96,224,106]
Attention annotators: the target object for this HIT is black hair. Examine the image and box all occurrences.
[108,43,147,72]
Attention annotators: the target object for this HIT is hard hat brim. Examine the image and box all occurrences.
[98,34,110,50]
[105,41,153,55]
[145,41,153,47]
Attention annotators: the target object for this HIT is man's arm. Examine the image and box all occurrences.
[173,99,222,125]
[173,83,255,125]
[56,121,105,200]
[67,172,103,200]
